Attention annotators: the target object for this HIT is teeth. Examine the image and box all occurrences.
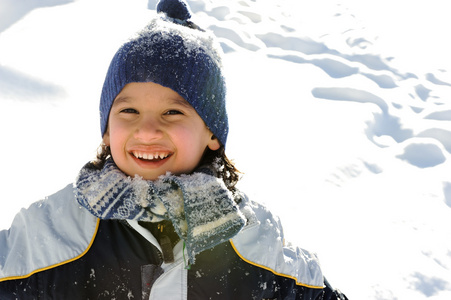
[133,151,168,160]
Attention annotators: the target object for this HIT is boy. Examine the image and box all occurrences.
[0,0,347,299]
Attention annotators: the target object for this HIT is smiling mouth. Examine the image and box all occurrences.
[132,151,171,162]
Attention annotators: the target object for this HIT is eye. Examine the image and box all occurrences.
[120,108,138,114]
[164,109,183,116]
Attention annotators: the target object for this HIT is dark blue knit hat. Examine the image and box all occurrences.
[100,0,228,146]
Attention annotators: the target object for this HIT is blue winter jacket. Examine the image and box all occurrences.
[0,184,347,299]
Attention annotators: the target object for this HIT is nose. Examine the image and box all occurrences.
[134,115,164,141]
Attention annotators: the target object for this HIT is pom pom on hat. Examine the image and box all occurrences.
[99,0,228,147]
[156,0,191,21]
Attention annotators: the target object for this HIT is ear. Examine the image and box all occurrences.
[207,135,220,151]
[102,128,110,146]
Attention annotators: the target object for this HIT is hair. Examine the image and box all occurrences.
[92,144,241,193]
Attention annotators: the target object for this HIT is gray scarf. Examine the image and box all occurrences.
[74,158,246,263]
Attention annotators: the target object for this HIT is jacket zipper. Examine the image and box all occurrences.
[121,220,164,265]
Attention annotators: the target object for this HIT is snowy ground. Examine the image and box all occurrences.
[1,0,451,299]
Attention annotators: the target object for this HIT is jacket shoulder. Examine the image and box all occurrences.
[0,184,99,281]
[232,196,324,289]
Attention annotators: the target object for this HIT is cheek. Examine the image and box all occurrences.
[173,127,196,146]
[107,122,129,148]
[172,127,206,152]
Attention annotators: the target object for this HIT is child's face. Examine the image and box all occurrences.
[103,82,220,180]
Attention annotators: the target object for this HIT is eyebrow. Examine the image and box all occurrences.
[112,96,132,107]
[168,97,193,109]
[112,95,194,110]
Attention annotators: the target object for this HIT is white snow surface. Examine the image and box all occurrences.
[1,0,451,299]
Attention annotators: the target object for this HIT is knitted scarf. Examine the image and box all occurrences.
[74,158,246,263]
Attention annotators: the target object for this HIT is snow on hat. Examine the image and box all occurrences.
[99,0,228,146]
